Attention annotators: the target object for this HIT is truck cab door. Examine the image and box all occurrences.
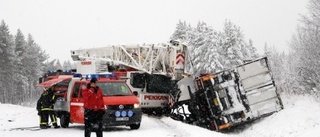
[70,82,85,123]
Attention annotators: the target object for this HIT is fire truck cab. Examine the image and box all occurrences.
[49,73,142,129]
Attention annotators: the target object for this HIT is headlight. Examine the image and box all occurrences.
[115,111,121,117]
[121,111,127,117]
[134,103,140,108]
[128,110,134,117]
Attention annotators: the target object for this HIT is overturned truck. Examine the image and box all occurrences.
[170,57,284,131]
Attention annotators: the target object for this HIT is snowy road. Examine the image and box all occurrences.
[1,94,320,137]
[0,104,222,137]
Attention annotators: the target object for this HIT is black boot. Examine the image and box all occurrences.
[53,123,60,128]
[40,125,47,129]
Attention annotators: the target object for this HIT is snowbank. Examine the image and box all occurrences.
[0,93,319,137]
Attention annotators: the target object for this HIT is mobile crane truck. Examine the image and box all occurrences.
[70,40,190,115]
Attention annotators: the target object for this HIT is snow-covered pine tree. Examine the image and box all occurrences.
[23,34,48,100]
[62,60,75,70]
[278,51,291,93]
[55,59,63,70]
[171,20,259,75]
[0,20,16,103]
[171,20,192,42]
[14,29,29,104]
[0,20,48,104]
[42,59,75,75]
[43,59,57,71]
[247,39,260,59]
[190,21,213,74]
[197,23,223,73]
[288,0,320,97]
[220,20,246,69]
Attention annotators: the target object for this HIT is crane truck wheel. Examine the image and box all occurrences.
[60,112,70,128]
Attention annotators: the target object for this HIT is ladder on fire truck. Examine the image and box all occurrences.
[70,40,190,80]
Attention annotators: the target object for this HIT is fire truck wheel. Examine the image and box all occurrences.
[60,113,70,128]
[129,123,140,130]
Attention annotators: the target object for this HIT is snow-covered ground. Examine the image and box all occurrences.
[0,94,319,137]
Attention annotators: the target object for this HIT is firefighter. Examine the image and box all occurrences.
[36,86,60,129]
[82,77,105,137]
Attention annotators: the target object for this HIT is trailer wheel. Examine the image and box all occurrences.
[129,123,140,130]
[60,113,70,128]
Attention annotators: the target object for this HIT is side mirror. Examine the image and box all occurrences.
[133,91,138,96]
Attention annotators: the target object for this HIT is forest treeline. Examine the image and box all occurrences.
[0,0,318,105]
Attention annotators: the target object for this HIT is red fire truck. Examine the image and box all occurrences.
[37,73,142,129]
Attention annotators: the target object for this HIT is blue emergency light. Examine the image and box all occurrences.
[105,74,117,78]
[121,111,127,117]
[47,70,54,73]
[85,74,117,79]
[114,110,134,117]
[115,111,121,117]
[127,110,134,117]
[65,69,71,73]
[73,73,82,78]
[86,74,99,79]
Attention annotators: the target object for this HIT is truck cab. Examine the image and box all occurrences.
[54,73,142,130]
[113,71,174,115]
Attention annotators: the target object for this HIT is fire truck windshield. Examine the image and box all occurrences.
[97,82,132,96]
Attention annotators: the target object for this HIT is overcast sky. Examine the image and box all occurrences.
[0,0,308,62]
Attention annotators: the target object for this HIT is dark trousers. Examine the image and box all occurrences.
[84,109,104,137]
[40,110,58,127]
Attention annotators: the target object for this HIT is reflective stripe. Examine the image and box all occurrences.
[50,114,57,124]
[70,102,84,106]
[41,108,54,111]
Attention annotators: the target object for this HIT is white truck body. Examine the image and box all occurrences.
[237,57,283,118]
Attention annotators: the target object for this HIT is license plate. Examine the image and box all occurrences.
[116,117,129,121]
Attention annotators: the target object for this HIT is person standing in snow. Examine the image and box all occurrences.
[82,77,105,137]
[36,86,60,129]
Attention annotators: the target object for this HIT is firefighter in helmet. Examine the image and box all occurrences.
[36,85,60,129]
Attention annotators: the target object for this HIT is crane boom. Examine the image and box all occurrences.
[70,40,190,80]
